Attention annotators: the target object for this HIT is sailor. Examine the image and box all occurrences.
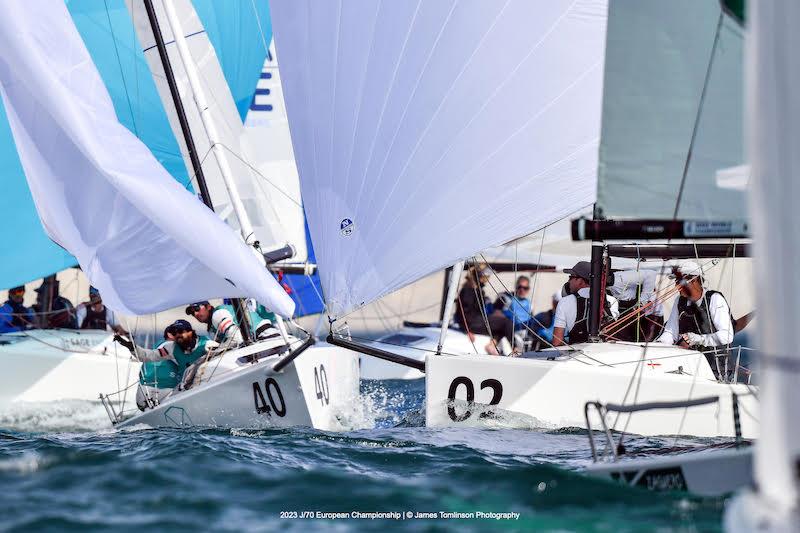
[552,261,619,346]
[493,276,533,330]
[605,266,664,342]
[33,279,77,329]
[0,285,35,333]
[185,301,244,345]
[134,323,181,410]
[115,319,219,395]
[657,261,734,350]
[76,286,127,334]
[454,265,514,355]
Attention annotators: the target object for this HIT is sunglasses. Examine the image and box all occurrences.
[516,285,530,291]
[9,289,24,295]
[185,304,202,315]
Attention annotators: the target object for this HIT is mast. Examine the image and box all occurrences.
[436,261,464,355]
[142,0,212,209]
[144,0,253,343]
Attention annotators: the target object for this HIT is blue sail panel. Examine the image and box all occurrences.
[67,0,192,190]
[194,0,272,121]
[282,221,324,318]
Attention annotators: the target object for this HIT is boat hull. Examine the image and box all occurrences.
[117,340,359,431]
[0,329,140,405]
[586,446,753,496]
[425,343,758,438]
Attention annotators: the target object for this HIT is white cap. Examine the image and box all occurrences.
[672,260,703,278]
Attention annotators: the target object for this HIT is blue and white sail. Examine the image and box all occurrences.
[271,0,609,318]
[0,0,294,317]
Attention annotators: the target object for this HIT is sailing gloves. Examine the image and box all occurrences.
[114,334,135,354]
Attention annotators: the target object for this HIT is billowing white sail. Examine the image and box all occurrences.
[0,0,295,318]
[596,0,747,222]
[271,0,608,318]
[126,0,307,262]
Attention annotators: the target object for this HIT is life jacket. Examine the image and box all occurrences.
[172,336,210,374]
[6,300,31,329]
[568,293,612,344]
[139,360,180,389]
[81,305,108,330]
[676,290,732,345]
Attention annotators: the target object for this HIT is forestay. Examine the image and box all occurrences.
[596,0,747,222]
[271,0,608,318]
[0,0,294,318]
[127,0,307,263]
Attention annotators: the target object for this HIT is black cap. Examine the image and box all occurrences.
[185,301,210,315]
[563,261,591,282]
[171,319,193,333]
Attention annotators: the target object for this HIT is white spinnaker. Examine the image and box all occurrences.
[597,0,747,221]
[271,0,608,318]
[0,0,295,318]
[126,0,307,262]
[747,0,800,512]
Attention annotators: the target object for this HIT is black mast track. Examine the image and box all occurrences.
[142,0,213,208]
[143,0,252,344]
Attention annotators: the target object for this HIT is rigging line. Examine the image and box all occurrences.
[104,0,139,136]
[672,11,725,219]
[249,0,270,55]
[215,143,303,207]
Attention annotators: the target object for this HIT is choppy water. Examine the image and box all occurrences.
[0,380,730,532]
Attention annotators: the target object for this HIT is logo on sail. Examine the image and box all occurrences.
[340,218,354,237]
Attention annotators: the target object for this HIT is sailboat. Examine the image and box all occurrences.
[269,0,757,438]
[0,0,359,431]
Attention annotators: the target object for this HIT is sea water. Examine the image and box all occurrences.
[0,380,729,532]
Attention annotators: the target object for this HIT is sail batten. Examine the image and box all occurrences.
[272,0,609,318]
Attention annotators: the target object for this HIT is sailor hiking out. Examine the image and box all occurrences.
[185,300,280,345]
[115,320,219,409]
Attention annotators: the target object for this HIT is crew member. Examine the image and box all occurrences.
[185,301,244,345]
[0,285,35,333]
[134,323,181,410]
[552,261,619,346]
[76,286,126,334]
[657,261,734,350]
[115,319,219,396]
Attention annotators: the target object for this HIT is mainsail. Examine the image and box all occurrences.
[596,0,747,223]
[271,0,609,318]
[0,0,294,318]
[127,0,308,264]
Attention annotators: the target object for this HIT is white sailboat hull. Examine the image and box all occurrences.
[0,329,140,405]
[425,342,758,438]
[117,338,359,431]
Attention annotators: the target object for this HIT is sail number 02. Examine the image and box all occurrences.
[253,378,286,417]
[446,376,503,422]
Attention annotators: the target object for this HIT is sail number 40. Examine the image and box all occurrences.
[446,376,503,422]
[253,378,287,417]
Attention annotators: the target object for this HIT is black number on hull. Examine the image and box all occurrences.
[252,378,286,417]
[314,365,330,405]
[447,376,475,422]
[265,378,286,417]
[446,377,504,422]
[253,381,271,414]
